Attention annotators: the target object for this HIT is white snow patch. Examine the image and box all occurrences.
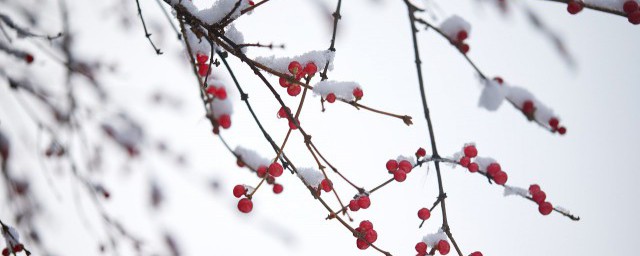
[234,146,270,170]
[313,81,361,101]
[254,50,335,75]
[439,15,471,41]
[422,229,448,248]
[297,167,324,188]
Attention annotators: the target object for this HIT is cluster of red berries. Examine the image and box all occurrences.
[279,61,317,96]
[348,195,371,212]
[2,244,24,256]
[548,117,566,135]
[324,87,364,103]
[415,240,450,255]
[453,29,470,54]
[195,53,210,77]
[205,85,227,100]
[529,184,554,215]
[276,106,300,130]
[354,220,378,250]
[567,0,584,14]
[233,162,285,213]
[236,160,285,194]
[624,0,640,24]
[385,158,414,182]
[458,145,509,185]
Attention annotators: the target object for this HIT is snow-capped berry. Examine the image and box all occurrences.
[349,199,361,211]
[279,77,291,88]
[288,61,302,75]
[364,229,378,243]
[415,242,428,254]
[237,198,253,213]
[549,118,559,128]
[437,240,451,255]
[320,179,333,192]
[393,171,407,182]
[532,190,547,204]
[386,160,398,173]
[398,160,413,173]
[539,201,553,215]
[493,170,508,185]
[417,208,431,220]
[288,118,299,130]
[359,220,374,231]
[567,0,583,14]
[257,165,267,177]
[529,184,541,193]
[196,53,208,64]
[25,54,34,64]
[358,196,371,209]
[277,107,288,118]
[629,10,640,24]
[218,114,231,129]
[268,162,284,177]
[558,126,567,135]
[416,147,427,157]
[356,238,369,250]
[459,156,471,167]
[353,88,364,100]
[214,87,227,100]
[198,63,209,77]
[467,162,479,173]
[522,100,535,115]
[326,93,336,103]
[493,76,504,84]
[460,43,470,54]
[233,185,246,198]
[303,62,318,76]
[273,183,284,194]
[486,163,501,177]
[463,145,477,158]
[456,30,468,42]
[469,252,483,256]
[287,84,301,96]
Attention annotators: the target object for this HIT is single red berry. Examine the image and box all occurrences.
[364,229,378,243]
[287,84,301,96]
[416,147,427,157]
[206,86,217,95]
[539,201,553,215]
[463,145,477,158]
[459,43,470,54]
[12,244,22,252]
[398,160,412,173]
[25,54,34,64]
[1,248,8,256]
[214,87,227,100]
[320,179,333,192]
[437,240,451,255]
[237,198,253,213]
[529,184,541,193]
[303,62,318,76]
[558,126,567,135]
[349,199,361,211]
[356,238,369,250]
[288,118,299,130]
[567,1,583,14]
[236,159,245,167]
[277,107,289,119]
[196,53,208,64]
[268,162,284,177]
[359,220,374,231]
[459,156,470,167]
[386,159,398,173]
[486,163,501,177]
[233,185,245,198]
[279,77,291,88]
[288,61,302,75]
[266,175,275,185]
[549,118,559,128]
[467,162,479,173]
[532,190,547,204]
[415,242,428,254]
[198,63,209,77]
[417,208,431,220]
[326,93,336,103]
[393,171,407,182]
[493,170,508,185]
[257,165,267,177]
[493,76,504,84]
[218,114,231,129]
[273,183,284,194]
[358,196,371,209]
[469,252,483,256]
[629,10,640,24]
[249,0,255,6]
[456,30,468,42]
[353,87,364,100]
[522,100,535,115]
[625,1,639,13]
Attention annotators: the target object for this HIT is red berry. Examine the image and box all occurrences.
[288,61,302,75]
[356,238,369,250]
[277,107,288,118]
[493,170,508,185]
[417,208,431,220]
[463,145,477,158]
[393,171,407,182]
[196,53,208,64]
[358,196,371,209]
[288,118,299,130]
[218,114,231,129]
[364,229,378,243]
[437,240,451,255]
[237,198,253,213]
[237,159,245,167]
[303,62,318,76]
[416,147,427,157]
[266,175,275,185]
[415,242,428,254]
[349,199,361,211]
[1,248,8,256]
[549,118,559,128]
[539,201,553,215]
[197,63,209,77]
[486,163,501,177]
[529,184,541,193]
[625,1,639,13]
[13,244,23,253]
[558,126,567,135]
[268,162,284,177]
[469,252,483,256]
[214,87,227,100]
[493,76,504,84]
[233,185,245,198]
[279,77,291,87]
[287,84,301,96]
[386,160,398,173]
[532,190,547,204]
[398,160,412,173]
[629,10,640,24]
[459,43,470,54]
[273,183,284,194]
[257,165,267,177]
[25,54,34,64]
[456,30,468,42]
[249,0,255,5]
[353,87,364,100]
[206,86,217,95]
[320,179,333,192]
[522,100,535,115]
[567,1,583,14]
[326,93,336,103]
[467,162,479,173]
[459,156,470,167]
[359,220,374,231]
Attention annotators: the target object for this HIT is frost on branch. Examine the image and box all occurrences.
[297,167,324,188]
[313,81,363,102]
[234,146,270,170]
[503,185,529,197]
[254,50,335,75]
